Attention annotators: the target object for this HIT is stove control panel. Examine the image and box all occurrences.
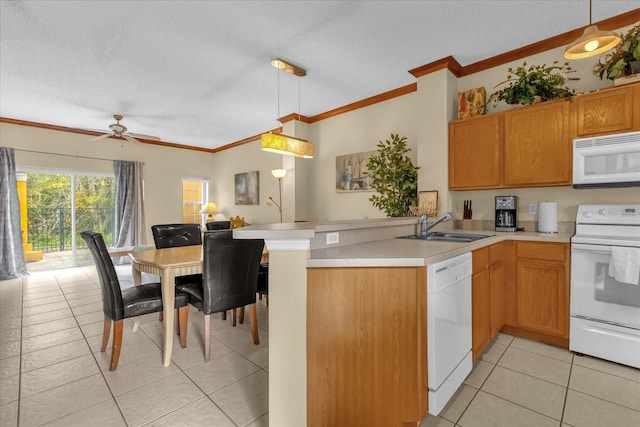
[577,204,640,225]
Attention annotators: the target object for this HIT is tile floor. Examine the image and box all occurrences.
[2,267,640,427]
[420,333,640,427]
[0,266,269,427]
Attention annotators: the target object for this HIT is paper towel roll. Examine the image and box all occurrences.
[538,202,558,233]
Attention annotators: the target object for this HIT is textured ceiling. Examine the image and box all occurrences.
[1,1,638,150]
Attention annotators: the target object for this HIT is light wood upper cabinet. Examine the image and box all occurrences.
[503,100,572,187]
[574,83,640,137]
[449,114,502,190]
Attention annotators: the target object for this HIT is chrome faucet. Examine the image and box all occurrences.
[419,212,454,236]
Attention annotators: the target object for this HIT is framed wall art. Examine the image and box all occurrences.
[234,171,259,205]
[336,150,377,192]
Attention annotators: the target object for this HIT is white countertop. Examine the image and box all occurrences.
[308,230,572,267]
[233,218,572,268]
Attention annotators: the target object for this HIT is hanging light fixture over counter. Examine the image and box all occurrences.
[563,0,620,60]
[261,58,314,159]
[261,133,314,158]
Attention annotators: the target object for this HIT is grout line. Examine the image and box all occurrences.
[559,352,574,424]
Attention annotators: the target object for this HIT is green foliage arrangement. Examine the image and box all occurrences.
[593,24,640,80]
[366,134,419,217]
[488,61,579,106]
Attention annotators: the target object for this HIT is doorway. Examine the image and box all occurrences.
[21,170,116,271]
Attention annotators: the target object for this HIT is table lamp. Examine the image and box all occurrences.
[200,202,219,221]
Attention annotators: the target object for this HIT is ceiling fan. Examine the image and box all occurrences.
[91,114,160,143]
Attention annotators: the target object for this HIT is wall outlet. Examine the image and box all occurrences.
[529,203,537,215]
[326,232,340,245]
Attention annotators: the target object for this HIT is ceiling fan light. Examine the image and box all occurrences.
[261,133,314,158]
[563,25,621,59]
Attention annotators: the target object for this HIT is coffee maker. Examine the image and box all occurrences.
[495,196,517,232]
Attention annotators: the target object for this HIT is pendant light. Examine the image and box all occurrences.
[261,58,314,159]
[563,0,620,59]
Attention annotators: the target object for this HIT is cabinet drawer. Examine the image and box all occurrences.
[473,247,489,274]
[517,242,566,262]
[489,243,504,264]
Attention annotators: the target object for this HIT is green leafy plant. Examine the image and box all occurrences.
[366,134,419,217]
[593,24,640,80]
[488,61,579,106]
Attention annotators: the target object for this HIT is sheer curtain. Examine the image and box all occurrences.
[114,160,146,248]
[0,147,27,279]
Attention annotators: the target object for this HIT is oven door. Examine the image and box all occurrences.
[571,243,640,329]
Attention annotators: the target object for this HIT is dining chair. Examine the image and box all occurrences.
[151,223,203,288]
[205,220,231,230]
[80,230,190,371]
[176,229,264,361]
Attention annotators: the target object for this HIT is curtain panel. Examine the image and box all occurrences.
[114,160,146,248]
[0,147,27,279]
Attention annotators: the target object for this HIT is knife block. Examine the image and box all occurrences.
[462,219,472,231]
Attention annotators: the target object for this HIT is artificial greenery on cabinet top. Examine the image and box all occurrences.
[366,134,419,217]
[488,60,579,107]
[593,23,640,80]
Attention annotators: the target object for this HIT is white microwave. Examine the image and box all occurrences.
[573,131,640,189]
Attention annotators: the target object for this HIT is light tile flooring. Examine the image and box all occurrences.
[0,266,269,427]
[2,267,640,427]
[421,333,640,427]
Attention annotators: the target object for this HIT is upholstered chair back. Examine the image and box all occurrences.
[80,231,125,320]
[151,223,202,249]
[200,230,264,315]
[205,221,231,231]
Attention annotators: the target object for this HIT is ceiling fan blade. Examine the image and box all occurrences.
[123,135,141,144]
[128,132,161,141]
[90,133,112,142]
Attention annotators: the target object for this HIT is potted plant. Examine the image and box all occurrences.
[366,134,419,217]
[593,24,640,81]
[488,61,579,107]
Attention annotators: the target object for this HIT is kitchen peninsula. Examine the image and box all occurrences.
[234,218,573,426]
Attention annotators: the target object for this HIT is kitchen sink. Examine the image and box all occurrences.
[397,231,494,243]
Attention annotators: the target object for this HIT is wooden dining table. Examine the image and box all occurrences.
[129,245,203,367]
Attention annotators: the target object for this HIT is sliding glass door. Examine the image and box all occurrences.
[21,170,115,271]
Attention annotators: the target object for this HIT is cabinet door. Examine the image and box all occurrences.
[449,114,502,189]
[472,268,490,359]
[504,100,571,186]
[574,84,638,137]
[516,260,568,337]
[307,267,427,426]
[489,261,504,336]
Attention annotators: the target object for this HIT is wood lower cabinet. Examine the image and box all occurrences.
[574,83,640,137]
[449,114,502,189]
[503,99,572,187]
[502,241,570,347]
[472,248,491,358]
[472,243,504,359]
[307,267,427,426]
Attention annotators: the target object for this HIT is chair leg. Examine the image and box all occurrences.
[231,308,237,327]
[159,312,163,321]
[238,306,245,324]
[110,320,124,371]
[204,314,211,362]
[265,295,269,306]
[101,316,111,352]
[221,311,226,321]
[178,306,189,348]
[249,303,259,345]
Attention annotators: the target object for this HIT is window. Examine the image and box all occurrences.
[182,179,208,225]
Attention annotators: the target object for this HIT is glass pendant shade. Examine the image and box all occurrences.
[261,133,314,159]
[564,25,621,59]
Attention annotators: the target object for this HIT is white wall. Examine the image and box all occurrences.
[307,91,419,221]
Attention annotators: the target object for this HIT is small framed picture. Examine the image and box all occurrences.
[418,190,438,217]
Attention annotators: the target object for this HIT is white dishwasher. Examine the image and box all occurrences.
[427,252,473,415]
